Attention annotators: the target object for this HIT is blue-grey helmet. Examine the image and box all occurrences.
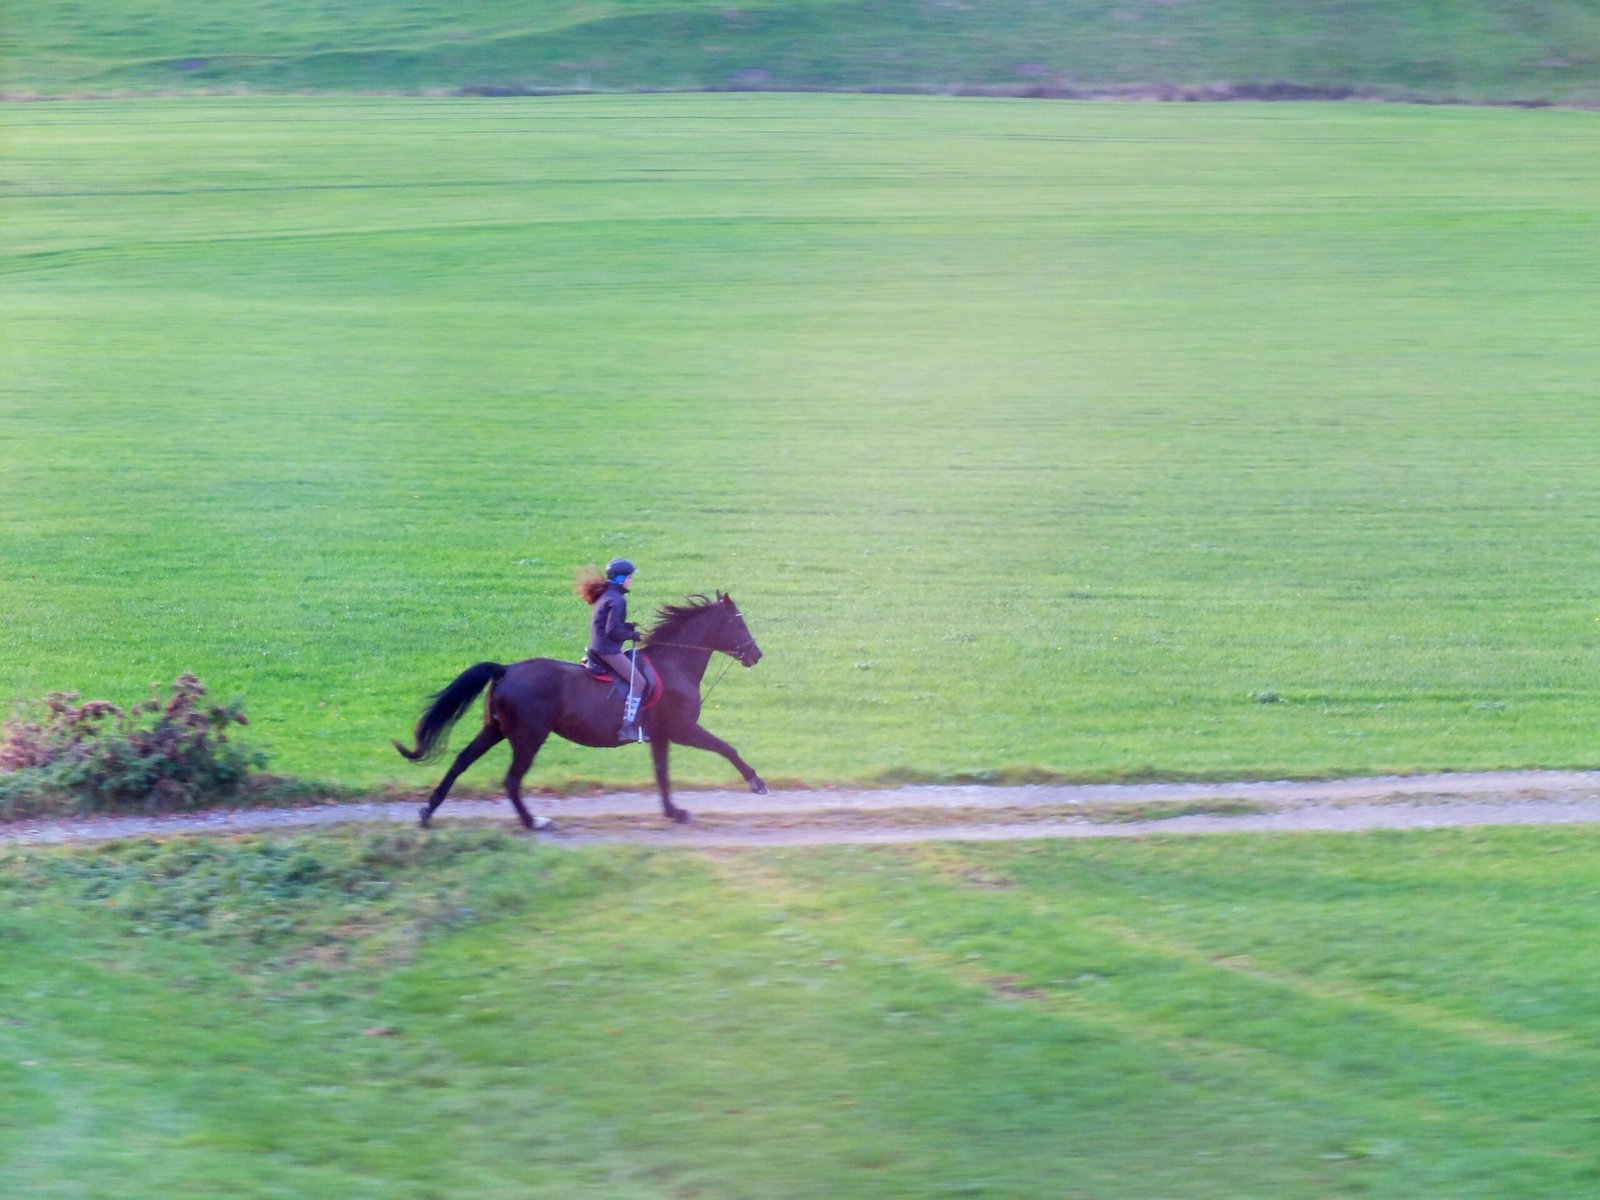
[606,557,636,583]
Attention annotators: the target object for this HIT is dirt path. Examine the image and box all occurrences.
[5,770,1600,848]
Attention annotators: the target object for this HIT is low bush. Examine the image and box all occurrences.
[0,674,265,819]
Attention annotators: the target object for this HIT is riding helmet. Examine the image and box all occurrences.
[606,557,637,582]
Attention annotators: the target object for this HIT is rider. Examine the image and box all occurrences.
[582,557,647,742]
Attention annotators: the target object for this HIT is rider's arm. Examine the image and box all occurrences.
[603,597,637,644]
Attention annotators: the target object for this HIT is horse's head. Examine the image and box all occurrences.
[714,593,762,667]
[645,592,762,666]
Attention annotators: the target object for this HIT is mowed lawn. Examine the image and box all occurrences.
[3,827,1599,1197]
[2,96,1598,789]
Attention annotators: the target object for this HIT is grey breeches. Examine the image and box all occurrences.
[597,651,641,691]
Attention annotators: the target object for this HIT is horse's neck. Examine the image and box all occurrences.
[649,616,717,684]
[653,645,711,686]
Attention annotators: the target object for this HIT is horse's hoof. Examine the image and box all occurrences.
[749,776,769,796]
[532,815,554,831]
[418,805,432,829]
[672,808,693,825]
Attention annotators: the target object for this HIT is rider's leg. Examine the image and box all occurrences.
[598,651,647,741]
[598,651,638,690]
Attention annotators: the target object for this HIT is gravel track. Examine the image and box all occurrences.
[4,770,1600,848]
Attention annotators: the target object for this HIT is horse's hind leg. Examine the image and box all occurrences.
[420,725,504,828]
[504,729,551,831]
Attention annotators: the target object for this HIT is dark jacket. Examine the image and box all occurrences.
[589,582,640,656]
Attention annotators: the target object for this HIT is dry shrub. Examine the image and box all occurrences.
[0,674,265,818]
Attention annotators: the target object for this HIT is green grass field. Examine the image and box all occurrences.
[4,828,1599,1197]
[4,95,1598,794]
[7,19,1599,1196]
[5,0,1599,102]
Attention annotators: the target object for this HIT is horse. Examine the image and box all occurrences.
[393,592,766,829]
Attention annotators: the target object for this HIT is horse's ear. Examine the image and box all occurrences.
[716,590,729,603]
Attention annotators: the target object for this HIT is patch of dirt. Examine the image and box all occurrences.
[4,86,1593,110]
[3,771,1599,848]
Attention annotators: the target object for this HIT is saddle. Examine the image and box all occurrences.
[582,651,662,710]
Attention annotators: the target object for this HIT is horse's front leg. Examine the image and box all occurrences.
[671,722,768,795]
[649,736,690,823]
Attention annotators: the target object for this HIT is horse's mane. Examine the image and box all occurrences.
[644,592,728,645]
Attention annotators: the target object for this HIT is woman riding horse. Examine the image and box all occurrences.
[577,557,647,742]
[394,591,766,830]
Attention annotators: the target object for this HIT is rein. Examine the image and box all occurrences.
[642,641,740,702]
[702,655,735,702]
[648,638,753,655]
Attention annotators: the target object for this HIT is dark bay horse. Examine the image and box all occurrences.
[394,593,766,829]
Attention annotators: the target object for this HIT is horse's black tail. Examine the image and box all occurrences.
[393,661,507,763]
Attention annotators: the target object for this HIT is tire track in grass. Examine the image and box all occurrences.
[727,844,1600,1185]
[699,853,1365,1193]
[702,855,1403,1132]
[1078,916,1586,1059]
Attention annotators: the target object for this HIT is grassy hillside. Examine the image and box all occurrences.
[3,0,1599,101]
[3,96,1598,791]
[5,827,1600,1197]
